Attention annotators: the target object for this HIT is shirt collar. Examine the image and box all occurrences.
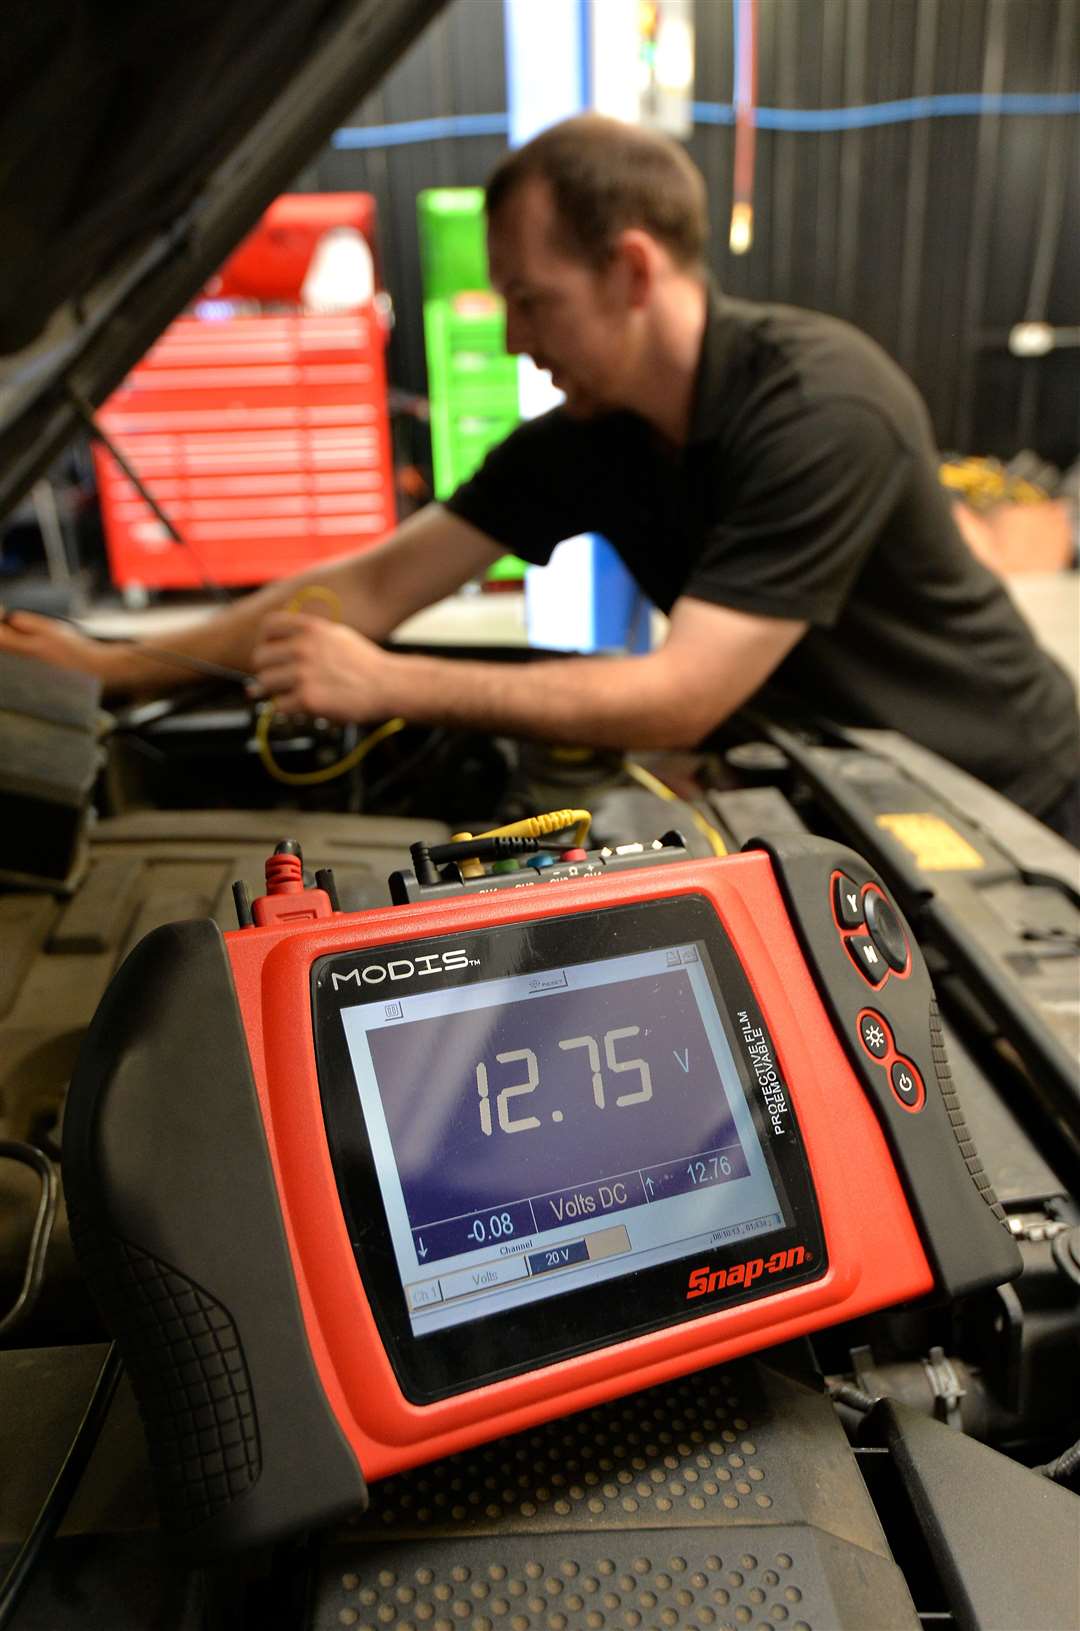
[686,278,750,446]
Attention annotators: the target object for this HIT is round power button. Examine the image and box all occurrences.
[890,1058,925,1111]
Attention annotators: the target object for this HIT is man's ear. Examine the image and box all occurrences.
[611,229,658,309]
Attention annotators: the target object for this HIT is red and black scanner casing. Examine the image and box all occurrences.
[62,836,1020,1557]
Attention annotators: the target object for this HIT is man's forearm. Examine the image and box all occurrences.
[97,587,270,695]
[98,549,392,697]
[382,647,708,750]
[96,506,500,699]
[249,590,803,747]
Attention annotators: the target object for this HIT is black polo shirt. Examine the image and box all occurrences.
[445,288,1080,817]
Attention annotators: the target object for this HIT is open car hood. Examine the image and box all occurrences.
[0,0,448,521]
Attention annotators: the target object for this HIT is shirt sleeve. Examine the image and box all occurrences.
[684,397,914,627]
[442,409,601,567]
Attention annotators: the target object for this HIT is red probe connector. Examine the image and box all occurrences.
[246,840,337,928]
[264,850,305,894]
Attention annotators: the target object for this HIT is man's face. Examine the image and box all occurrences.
[486,178,635,419]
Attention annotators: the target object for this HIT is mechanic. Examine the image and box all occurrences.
[2,115,1078,839]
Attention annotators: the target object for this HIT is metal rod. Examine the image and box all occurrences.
[30,479,73,589]
[68,389,231,603]
[897,0,939,375]
[1017,0,1076,449]
[955,0,1008,453]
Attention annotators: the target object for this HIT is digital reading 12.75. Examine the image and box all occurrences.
[337,939,789,1340]
[366,961,748,1237]
[475,1025,654,1136]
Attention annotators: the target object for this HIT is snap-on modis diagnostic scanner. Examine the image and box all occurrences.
[62,825,1021,1557]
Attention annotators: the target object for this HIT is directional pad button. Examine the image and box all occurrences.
[865,888,909,972]
[846,932,888,985]
[832,873,864,930]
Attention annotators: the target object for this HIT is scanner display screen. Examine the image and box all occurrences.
[340,942,785,1337]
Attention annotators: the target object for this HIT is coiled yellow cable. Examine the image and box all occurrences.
[256,707,407,786]
[454,809,593,847]
[450,810,593,877]
[255,585,406,786]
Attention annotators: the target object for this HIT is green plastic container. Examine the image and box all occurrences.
[417,188,490,302]
[418,189,525,581]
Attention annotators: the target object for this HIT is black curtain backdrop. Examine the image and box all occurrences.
[306,0,1079,466]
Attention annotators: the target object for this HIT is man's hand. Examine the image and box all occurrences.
[0,609,117,683]
[0,509,502,702]
[250,595,808,747]
[251,611,398,721]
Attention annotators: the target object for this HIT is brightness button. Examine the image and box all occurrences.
[857,1010,891,1060]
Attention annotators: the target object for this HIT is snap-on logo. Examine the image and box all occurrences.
[685,1244,808,1299]
[331,948,471,989]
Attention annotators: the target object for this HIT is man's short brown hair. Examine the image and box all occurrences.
[485,114,708,271]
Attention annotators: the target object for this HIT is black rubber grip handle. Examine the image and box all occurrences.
[63,918,366,1556]
[746,835,1021,1301]
[62,1209,264,1530]
[927,999,1007,1226]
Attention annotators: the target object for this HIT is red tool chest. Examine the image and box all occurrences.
[93,197,396,593]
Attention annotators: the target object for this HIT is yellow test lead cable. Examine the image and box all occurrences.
[255,583,406,786]
[469,809,593,849]
[285,584,344,618]
[623,761,727,857]
[255,708,407,787]
[447,810,593,877]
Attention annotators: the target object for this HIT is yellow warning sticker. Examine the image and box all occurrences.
[875,812,986,872]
